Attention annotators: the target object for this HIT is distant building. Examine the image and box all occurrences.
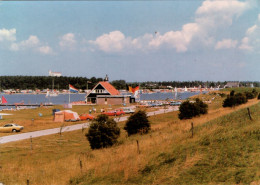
[49,70,62,77]
[85,81,120,104]
[224,81,240,88]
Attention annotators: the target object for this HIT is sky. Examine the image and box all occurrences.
[0,0,259,82]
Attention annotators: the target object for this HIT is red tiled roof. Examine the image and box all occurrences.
[99,81,119,95]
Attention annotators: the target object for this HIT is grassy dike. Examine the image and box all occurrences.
[0,99,259,185]
[69,101,260,185]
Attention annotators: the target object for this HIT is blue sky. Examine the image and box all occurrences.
[0,1,259,82]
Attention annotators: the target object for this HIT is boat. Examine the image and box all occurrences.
[46,77,59,97]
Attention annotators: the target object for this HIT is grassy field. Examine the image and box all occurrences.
[0,103,153,136]
[0,95,259,184]
[221,87,260,93]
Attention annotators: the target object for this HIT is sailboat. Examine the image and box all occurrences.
[46,78,59,97]
[0,96,8,104]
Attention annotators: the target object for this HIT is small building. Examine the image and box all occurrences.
[49,70,62,77]
[224,81,240,88]
[85,81,120,104]
[96,95,132,105]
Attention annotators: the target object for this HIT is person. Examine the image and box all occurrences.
[89,109,92,114]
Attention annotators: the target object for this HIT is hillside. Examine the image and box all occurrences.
[0,98,259,185]
[70,101,260,185]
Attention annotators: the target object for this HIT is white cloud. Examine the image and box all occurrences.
[38,46,53,55]
[239,12,260,52]
[20,35,39,48]
[0,28,16,42]
[239,37,253,51]
[89,0,250,53]
[149,23,200,52]
[89,31,127,52]
[246,25,257,35]
[10,35,39,51]
[59,33,76,50]
[9,35,53,55]
[215,39,238,50]
[196,0,248,16]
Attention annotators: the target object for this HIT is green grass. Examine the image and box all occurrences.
[71,103,260,185]
[221,87,260,93]
[0,99,259,185]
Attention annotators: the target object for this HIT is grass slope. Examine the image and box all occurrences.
[71,102,260,185]
[0,100,259,185]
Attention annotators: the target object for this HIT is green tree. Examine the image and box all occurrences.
[178,101,200,120]
[86,114,120,149]
[124,110,150,136]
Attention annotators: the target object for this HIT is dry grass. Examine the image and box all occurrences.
[0,98,259,185]
[0,104,129,137]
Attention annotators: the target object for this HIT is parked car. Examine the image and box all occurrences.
[170,101,182,106]
[122,107,135,114]
[0,123,24,133]
[102,109,125,116]
[79,114,95,121]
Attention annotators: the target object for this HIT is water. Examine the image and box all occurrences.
[0,93,86,110]
[140,91,203,101]
[0,92,203,110]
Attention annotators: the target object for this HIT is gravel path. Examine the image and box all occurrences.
[0,106,178,144]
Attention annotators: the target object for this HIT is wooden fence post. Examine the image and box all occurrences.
[191,122,194,138]
[30,136,33,150]
[27,179,29,185]
[136,140,141,154]
[247,108,252,120]
[79,159,83,173]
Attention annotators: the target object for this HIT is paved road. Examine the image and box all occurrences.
[0,106,178,144]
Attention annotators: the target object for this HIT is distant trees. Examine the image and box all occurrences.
[0,76,103,90]
[124,110,150,136]
[86,114,120,149]
[178,98,208,120]
[111,80,126,90]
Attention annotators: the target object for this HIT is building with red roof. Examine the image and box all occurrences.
[85,78,132,104]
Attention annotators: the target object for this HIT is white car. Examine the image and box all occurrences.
[122,107,135,114]
[0,123,24,133]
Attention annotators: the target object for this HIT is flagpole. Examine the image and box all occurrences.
[69,84,70,104]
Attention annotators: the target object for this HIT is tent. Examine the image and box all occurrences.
[54,110,80,122]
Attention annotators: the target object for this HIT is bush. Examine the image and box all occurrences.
[223,92,247,107]
[178,99,208,120]
[258,93,260,100]
[124,110,150,136]
[195,98,208,115]
[244,92,255,99]
[86,114,120,149]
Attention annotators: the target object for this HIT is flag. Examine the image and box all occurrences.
[1,96,8,104]
[128,86,133,93]
[132,86,139,93]
[69,84,78,93]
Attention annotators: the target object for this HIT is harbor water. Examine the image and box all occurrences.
[0,92,203,110]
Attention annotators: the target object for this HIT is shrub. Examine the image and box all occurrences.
[86,114,120,149]
[244,92,255,99]
[195,98,208,115]
[223,92,247,107]
[258,93,260,100]
[230,90,235,96]
[178,99,208,120]
[124,110,150,136]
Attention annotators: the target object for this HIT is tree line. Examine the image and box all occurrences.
[0,76,103,90]
[0,76,259,90]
